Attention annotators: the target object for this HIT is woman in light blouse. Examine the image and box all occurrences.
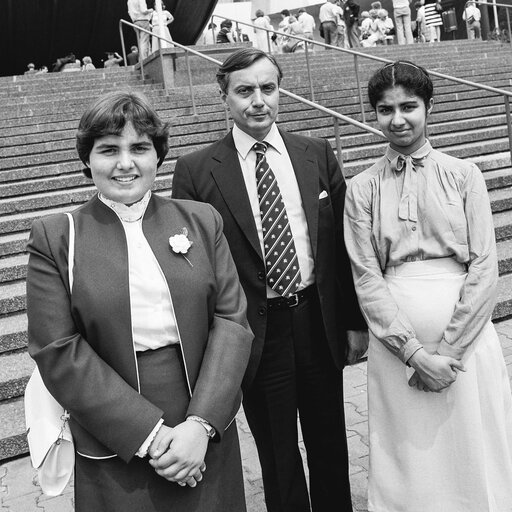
[344,61,512,511]
[26,90,253,511]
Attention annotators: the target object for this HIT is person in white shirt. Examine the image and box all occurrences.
[392,0,414,44]
[319,0,343,46]
[127,0,153,61]
[253,10,273,52]
[462,1,481,39]
[376,9,395,43]
[297,7,316,49]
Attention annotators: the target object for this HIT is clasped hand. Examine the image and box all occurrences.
[407,348,466,392]
[148,422,209,487]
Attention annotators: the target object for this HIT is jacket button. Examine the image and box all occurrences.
[258,306,266,316]
[257,271,265,280]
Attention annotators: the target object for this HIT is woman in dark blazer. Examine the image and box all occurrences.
[26,90,253,511]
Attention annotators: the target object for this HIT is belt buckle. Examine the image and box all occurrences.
[288,293,299,308]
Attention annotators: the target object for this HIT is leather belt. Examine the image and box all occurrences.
[266,285,315,311]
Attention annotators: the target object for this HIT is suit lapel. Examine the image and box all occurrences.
[210,132,263,261]
[281,130,320,259]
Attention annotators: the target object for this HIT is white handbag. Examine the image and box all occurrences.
[24,212,75,496]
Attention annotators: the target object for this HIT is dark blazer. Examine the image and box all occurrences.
[26,194,253,462]
[172,129,366,385]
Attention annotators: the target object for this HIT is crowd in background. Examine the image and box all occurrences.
[23,0,484,77]
[203,0,483,54]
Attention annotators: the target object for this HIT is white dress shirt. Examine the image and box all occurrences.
[232,123,315,297]
[127,0,152,21]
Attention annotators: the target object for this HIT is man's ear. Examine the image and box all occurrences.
[220,89,228,109]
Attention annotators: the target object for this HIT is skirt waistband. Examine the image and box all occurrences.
[384,257,466,277]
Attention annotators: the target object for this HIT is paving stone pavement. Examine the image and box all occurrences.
[2,318,512,512]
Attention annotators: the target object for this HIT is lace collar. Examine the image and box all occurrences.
[98,191,151,223]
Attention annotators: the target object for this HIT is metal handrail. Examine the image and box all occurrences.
[119,19,222,118]
[465,0,512,46]
[119,17,385,170]
[212,14,512,162]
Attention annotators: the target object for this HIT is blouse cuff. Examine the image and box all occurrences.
[135,418,164,458]
[437,338,464,360]
[399,337,423,365]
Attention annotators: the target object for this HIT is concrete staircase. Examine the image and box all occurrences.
[1,40,512,461]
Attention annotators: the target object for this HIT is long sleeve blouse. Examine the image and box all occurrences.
[344,141,498,363]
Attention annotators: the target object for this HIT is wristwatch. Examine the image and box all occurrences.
[186,415,216,439]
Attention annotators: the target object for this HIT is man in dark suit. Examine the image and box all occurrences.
[172,47,367,512]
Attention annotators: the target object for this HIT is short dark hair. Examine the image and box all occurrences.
[281,9,290,16]
[216,48,283,94]
[76,91,170,178]
[220,19,232,28]
[367,60,433,110]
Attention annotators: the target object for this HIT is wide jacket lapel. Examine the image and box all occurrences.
[210,133,263,261]
[281,131,320,259]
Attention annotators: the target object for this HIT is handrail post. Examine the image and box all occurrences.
[333,117,345,176]
[507,8,512,48]
[353,54,366,124]
[266,30,271,53]
[304,41,315,102]
[504,95,512,165]
[119,22,128,67]
[184,51,197,116]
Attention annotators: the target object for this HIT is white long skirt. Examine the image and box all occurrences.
[368,258,512,512]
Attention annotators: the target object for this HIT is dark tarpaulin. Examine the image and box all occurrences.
[2,0,218,77]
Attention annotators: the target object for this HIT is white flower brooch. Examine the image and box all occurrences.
[169,228,193,267]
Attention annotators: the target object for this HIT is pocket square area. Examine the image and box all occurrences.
[319,190,328,199]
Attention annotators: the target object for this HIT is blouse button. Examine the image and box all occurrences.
[412,226,417,231]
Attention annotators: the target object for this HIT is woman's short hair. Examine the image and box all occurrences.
[76,90,170,178]
[281,9,290,16]
[220,19,232,29]
[367,61,433,109]
[255,9,264,17]
[216,48,283,94]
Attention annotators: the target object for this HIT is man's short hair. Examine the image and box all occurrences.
[216,48,283,94]
[281,9,290,16]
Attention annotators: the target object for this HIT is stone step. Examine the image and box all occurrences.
[0,313,27,354]
[0,351,34,401]
[498,238,512,274]
[0,97,507,173]
[2,57,511,123]
[0,192,171,237]
[495,272,512,318]
[0,69,508,137]
[0,174,173,216]
[0,397,27,460]
[2,75,510,147]
[0,281,26,316]
[0,232,30,258]
[493,210,512,241]
[0,255,27,284]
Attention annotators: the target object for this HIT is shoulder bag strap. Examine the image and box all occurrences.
[65,213,74,292]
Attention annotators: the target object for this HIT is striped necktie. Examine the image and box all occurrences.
[254,141,302,297]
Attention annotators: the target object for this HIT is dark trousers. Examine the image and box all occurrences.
[243,292,352,512]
